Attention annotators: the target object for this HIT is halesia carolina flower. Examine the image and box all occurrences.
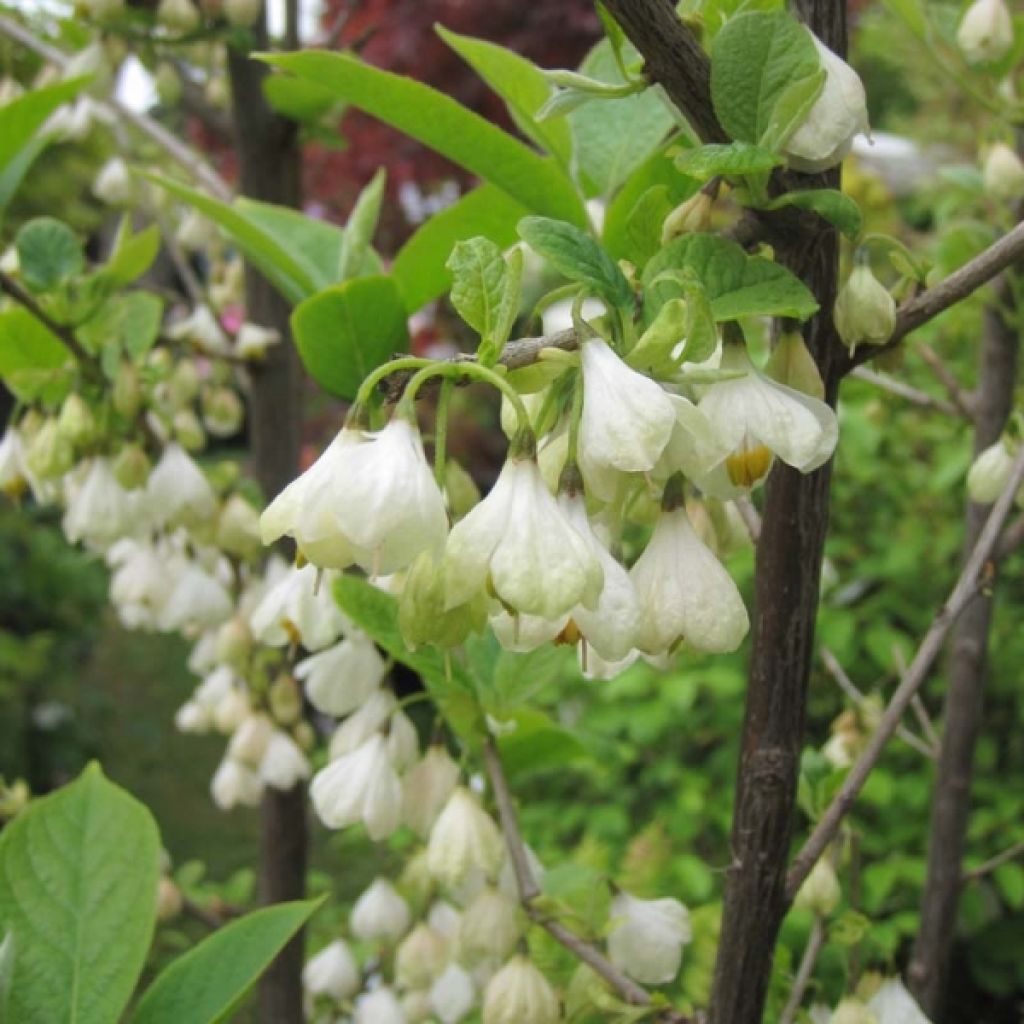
[783,35,869,173]
[403,744,461,837]
[834,262,896,352]
[428,899,462,940]
[430,963,476,1024]
[427,787,506,890]
[176,210,216,251]
[982,142,1024,203]
[227,712,274,766]
[482,956,560,1024]
[0,428,28,496]
[957,0,1014,64]
[157,0,200,32]
[249,564,347,651]
[234,322,280,359]
[302,939,360,1001]
[63,458,138,549]
[327,690,397,760]
[354,986,406,1024]
[661,190,713,243]
[259,730,311,790]
[166,304,230,356]
[224,0,261,27]
[159,562,233,633]
[607,891,692,985]
[310,732,402,839]
[210,757,262,810]
[147,443,216,526]
[215,494,261,559]
[698,336,838,487]
[794,857,841,916]
[867,978,932,1024]
[396,922,450,989]
[443,455,603,620]
[350,877,411,944]
[830,999,879,1024]
[631,495,749,656]
[967,437,1017,503]
[92,157,133,205]
[459,885,520,964]
[295,633,386,717]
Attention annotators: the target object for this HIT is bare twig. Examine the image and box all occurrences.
[961,839,1024,883]
[778,916,826,1024]
[733,495,762,543]
[890,645,940,752]
[0,14,232,201]
[786,444,1024,898]
[850,366,961,417]
[0,270,96,370]
[913,341,976,418]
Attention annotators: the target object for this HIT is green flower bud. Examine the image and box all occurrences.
[0,777,29,820]
[56,393,96,447]
[216,493,261,559]
[269,674,303,726]
[794,856,841,916]
[399,550,487,649]
[113,361,142,419]
[202,385,245,438]
[112,443,151,490]
[833,260,896,353]
[444,458,481,518]
[154,62,183,105]
[765,331,825,400]
[25,419,73,479]
[173,408,206,451]
[157,0,200,32]
[168,359,201,408]
[661,191,712,244]
[982,142,1024,203]
[215,616,252,667]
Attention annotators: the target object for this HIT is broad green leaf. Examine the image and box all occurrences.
[0,307,72,402]
[16,217,84,292]
[104,220,161,287]
[0,135,49,228]
[675,142,784,180]
[0,930,13,1020]
[568,39,675,197]
[710,12,821,146]
[994,862,1024,910]
[132,899,322,1024]
[261,51,586,227]
[518,216,633,313]
[493,247,523,359]
[337,168,385,281]
[0,763,160,1024]
[495,709,590,781]
[760,67,826,152]
[392,184,528,313]
[291,275,408,399]
[262,73,340,121]
[620,185,675,271]
[643,233,818,322]
[0,76,89,173]
[446,237,509,357]
[766,188,863,240]
[437,26,572,164]
[78,291,164,360]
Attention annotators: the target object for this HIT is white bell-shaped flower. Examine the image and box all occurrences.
[259,730,311,790]
[967,438,1017,503]
[983,142,1024,203]
[387,709,420,772]
[210,757,262,810]
[867,978,933,1024]
[302,939,360,1001]
[459,885,520,964]
[328,690,397,760]
[159,562,233,633]
[794,857,841,916]
[228,712,274,766]
[147,443,215,526]
[396,923,450,989]
[783,35,869,173]
[403,744,461,837]
[631,500,749,655]
[165,304,230,356]
[63,458,139,549]
[402,989,433,1023]
[427,787,505,890]
[482,956,560,1024]
[350,877,411,944]
[310,732,402,839]
[295,633,386,717]
[0,428,27,494]
[249,564,347,651]
[430,963,476,1024]
[579,337,676,473]
[92,157,133,205]
[428,900,463,939]
[606,891,692,985]
[354,986,406,1024]
[443,456,603,619]
[234,322,280,359]
[957,0,1014,64]
[831,998,878,1024]
[698,338,837,487]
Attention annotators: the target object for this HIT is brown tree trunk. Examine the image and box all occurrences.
[227,19,307,1024]
[908,278,1019,1017]
[708,2,846,1019]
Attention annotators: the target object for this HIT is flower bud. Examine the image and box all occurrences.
[794,857,841,916]
[154,62,182,105]
[224,0,261,26]
[430,962,476,1024]
[202,385,244,438]
[834,261,896,353]
[157,0,200,32]
[400,550,487,650]
[216,493,261,559]
[968,438,1017,503]
[210,757,261,809]
[982,142,1024,203]
[113,362,143,419]
[173,408,206,452]
[403,745,461,838]
[213,688,250,733]
[427,788,505,890]
[444,458,481,518]
[302,939,360,1001]
[607,891,691,985]
[354,987,405,1024]
[228,712,274,766]
[395,922,449,989]
[156,876,183,920]
[112,443,150,490]
[351,877,412,944]
[957,0,1014,64]
[25,419,73,480]
[0,777,30,819]
[232,321,279,358]
[482,956,560,1024]
[661,191,712,244]
[259,730,311,790]
[459,885,520,964]
[57,393,96,448]
[92,157,133,206]
[268,674,302,726]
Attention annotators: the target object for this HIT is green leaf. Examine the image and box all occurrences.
[994,862,1024,910]
[766,188,863,240]
[0,930,13,1020]
[16,217,84,292]
[104,220,161,287]
[337,168,385,281]
[437,26,572,164]
[260,51,586,227]
[710,12,821,146]
[621,185,675,271]
[760,68,826,152]
[78,291,164,361]
[675,141,784,180]
[879,0,927,37]
[392,184,528,313]
[446,237,513,361]
[262,74,340,121]
[568,39,675,196]
[0,762,160,1024]
[291,275,408,399]
[518,216,633,313]
[643,233,818,322]
[0,135,49,229]
[495,709,590,780]
[0,307,72,402]
[0,76,89,174]
[132,899,322,1024]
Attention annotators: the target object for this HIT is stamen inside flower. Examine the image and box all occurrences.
[725,435,773,487]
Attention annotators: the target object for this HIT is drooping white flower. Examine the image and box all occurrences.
[165,304,230,356]
[176,210,217,251]
[631,504,749,655]
[430,963,476,1024]
[210,757,262,810]
[783,35,869,173]
[579,337,676,474]
[607,891,692,985]
[482,956,560,1024]
[983,142,1024,203]
[295,633,386,717]
[957,0,1014,64]
[867,978,933,1024]
[234,322,280,359]
[698,340,838,487]
[387,709,420,772]
[310,733,402,839]
[249,564,347,651]
[175,700,209,733]
[157,0,200,33]
[403,745,461,837]
[459,885,520,964]
[428,900,462,939]
[443,457,603,619]
[302,939,360,1001]
[794,857,841,916]
[354,986,406,1024]
[327,690,397,760]
[831,999,879,1024]
[147,444,216,525]
[259,730,311,790]
[396,922,450,989]
[834,262,896,352]
[350,877,411,944]
[655,394,736,498]
[228,712,275,766]
[63,458,138,549]
[427,787,506,890]
[92,157,133,205]
[967,438,1017,503]
[159,562,233,633]
[0,428,28,495]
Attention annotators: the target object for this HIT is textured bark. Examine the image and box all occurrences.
[227,25,307,1024]
[707,1,846,1020]
[908,279,1020,1017]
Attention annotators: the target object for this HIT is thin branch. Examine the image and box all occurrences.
[481,737,653,1009]
[850,366,961,417]
[961,839,1024,883]
[890,644,940,752]
[913,341,976,418]
[778,916,826,1024]
[0,271,96,369]
[786,443,1024,898]
[0,14,232,201]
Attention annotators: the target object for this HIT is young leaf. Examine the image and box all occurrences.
[759,67,826,152]
[446,237,508,356]
[260,51,586,227]
[621,185,675,270]
[710,12,821,147]
[337,168,385,281]
[290,275,409,399]
[674,142,784,180]
[78,292,164,360]
[765,188,863,241]
[104,220,161,287]
[15,217,84,292]
[518,216,633,313]
[0,762,161,1024]
[493,247,523,357]
[132,899,323,1024]
[0,76,90,174]
[0,307,73,402]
